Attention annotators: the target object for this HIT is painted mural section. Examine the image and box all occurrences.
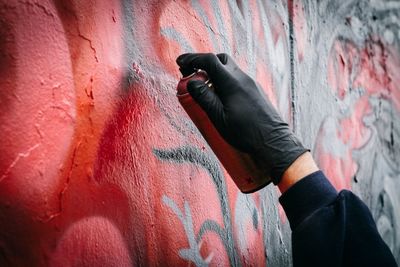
[293,1,400,263]
[0,0,398,266]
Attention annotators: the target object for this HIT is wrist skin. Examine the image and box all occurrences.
[277,152,319,194]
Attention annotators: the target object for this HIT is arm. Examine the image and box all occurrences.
[279,169,397,267]
[277,147,396,266]
[278,151,318,194]
[176,53,397,267]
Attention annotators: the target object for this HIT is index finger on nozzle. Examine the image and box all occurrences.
[176,53,194,76]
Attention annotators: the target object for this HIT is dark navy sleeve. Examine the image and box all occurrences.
[279,171,397,267]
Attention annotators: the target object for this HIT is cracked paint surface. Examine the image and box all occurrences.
[0,0,399,266]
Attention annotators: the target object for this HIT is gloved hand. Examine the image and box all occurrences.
[176,53,308,185]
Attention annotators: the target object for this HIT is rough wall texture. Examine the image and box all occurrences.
[0,0,399,266]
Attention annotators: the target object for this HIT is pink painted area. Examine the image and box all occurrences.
[354,40,400,110]
[50,217,132,267]
[328,38,400,109]
[290,0,307,61]
[257,61,278,108]
[0,0,75,212]
[316,148,357,190]
[249,0,264,45]
[0,3,75,264]
[327,41,358,100]
[139,0,216,75]
[322,37,400,190]
[338,98,372,149]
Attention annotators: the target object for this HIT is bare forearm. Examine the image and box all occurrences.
[278,152,319,194]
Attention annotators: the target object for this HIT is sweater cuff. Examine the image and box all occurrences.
[279,171,338,230]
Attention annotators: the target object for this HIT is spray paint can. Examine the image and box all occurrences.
[176,70,272,193]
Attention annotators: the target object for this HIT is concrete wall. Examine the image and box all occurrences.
[0,0,399,266]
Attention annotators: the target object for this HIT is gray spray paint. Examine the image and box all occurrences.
[295,0,400,264]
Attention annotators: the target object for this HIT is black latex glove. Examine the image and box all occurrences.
[176,53,308,184]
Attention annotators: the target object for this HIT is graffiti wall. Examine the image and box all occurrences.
[0,0,399,266]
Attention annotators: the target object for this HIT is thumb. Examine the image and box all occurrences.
[187,79,225,127]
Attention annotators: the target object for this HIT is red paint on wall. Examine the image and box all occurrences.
[50,217,132,267]
[0,1,281,265]
[6,0,398,266]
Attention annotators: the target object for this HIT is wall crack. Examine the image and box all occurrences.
[0,144,40,183]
